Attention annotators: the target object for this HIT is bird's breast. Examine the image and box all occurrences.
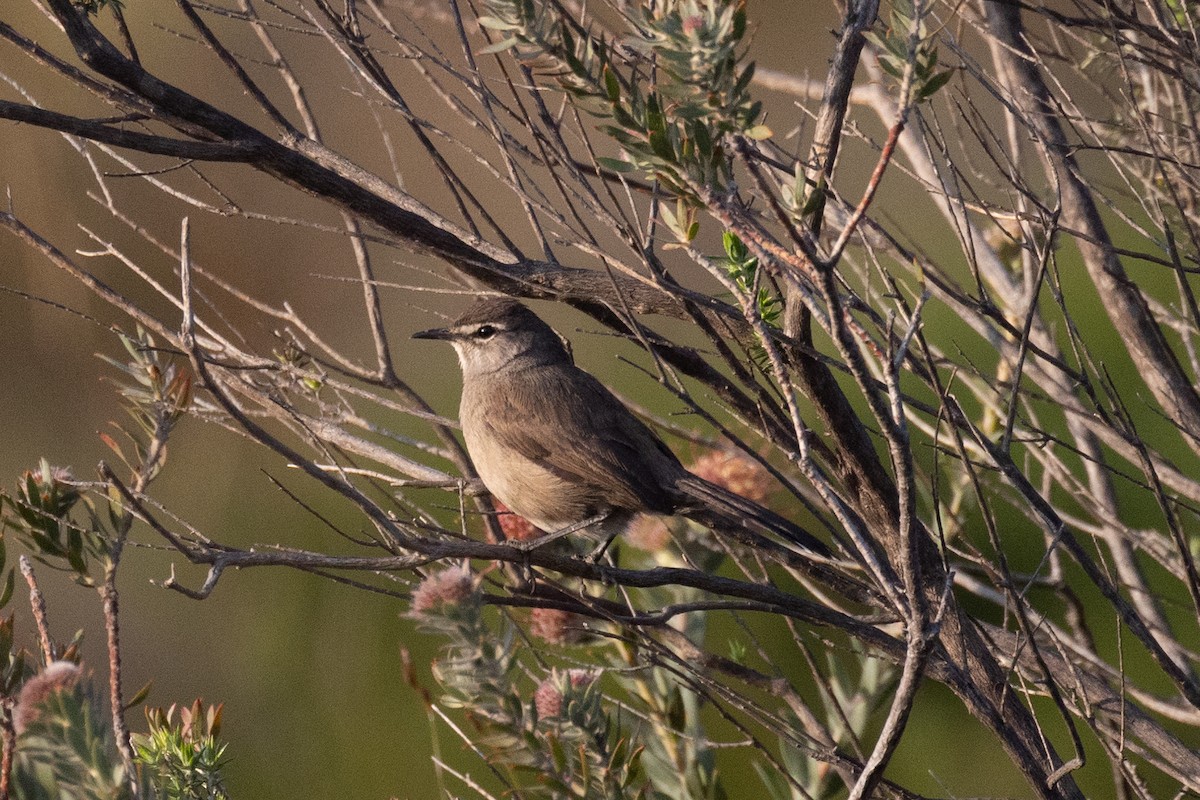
[459,383,605,532]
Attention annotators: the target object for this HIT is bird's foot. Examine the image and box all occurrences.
[504,513,609,553]
[585,532,619,564]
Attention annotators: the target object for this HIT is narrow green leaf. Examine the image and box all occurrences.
[478,37,519,55]
[666,687,686,731]
[0,614,11,655]
[0,570,13,610]
[918,68,955,100]
[801,175,827,217]
[692,121,713,159]
[124,680,153,711]
[732,7,746,39]
[611,104,638,131]
[596,156,637,173]
[603,64,621,102]
[476,15,518,31]
[649,129,674,161]
[879,57,904,79]
[733,61,756,96]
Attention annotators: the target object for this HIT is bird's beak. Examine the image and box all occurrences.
[412,327,454,341]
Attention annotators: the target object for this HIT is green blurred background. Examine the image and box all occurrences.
[0,2,1170,797]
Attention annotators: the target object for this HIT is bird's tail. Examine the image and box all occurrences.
[674,475,830,557]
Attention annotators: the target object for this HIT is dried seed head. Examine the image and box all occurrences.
[15,660,83,734]
[410,565,474,614]
[534,669,597,719]
[494,501,540,542]
[624,514,673,552]
[688,450,772,504]
[530,607,584,645]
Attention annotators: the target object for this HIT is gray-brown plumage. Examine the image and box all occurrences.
[413,298,827,556]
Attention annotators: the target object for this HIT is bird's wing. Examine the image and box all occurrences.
[480,363,682,513]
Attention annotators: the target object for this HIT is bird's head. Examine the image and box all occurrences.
[412,298,572,376]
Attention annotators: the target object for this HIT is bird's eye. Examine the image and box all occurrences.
[474,325,497,339]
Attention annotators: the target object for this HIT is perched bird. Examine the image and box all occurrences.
[413,298,827,557]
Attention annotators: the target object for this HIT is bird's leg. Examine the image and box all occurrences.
[586,530,620,563]
[505,513,610,553]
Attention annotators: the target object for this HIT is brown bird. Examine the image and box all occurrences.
[413,298,827,557]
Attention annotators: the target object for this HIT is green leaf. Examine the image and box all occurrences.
[611,104,638,131]
[0,614,12,656]
[732,7,746,40]
[0,569,13,611]
[596,156,637,173]
[733,61,756,97]
[666,687,686,731]
[660,201,681,232]
[478,36,519,55]
[877,55,904,79]
[692,121,713,160]
[723,231,747,262]
[124,680,153,711]
[801,174,827,217]
[477,15,518,31]
[649,129,674,161]
[746,99,763,125]
[918,67,955,100]
[603,64,621,103]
